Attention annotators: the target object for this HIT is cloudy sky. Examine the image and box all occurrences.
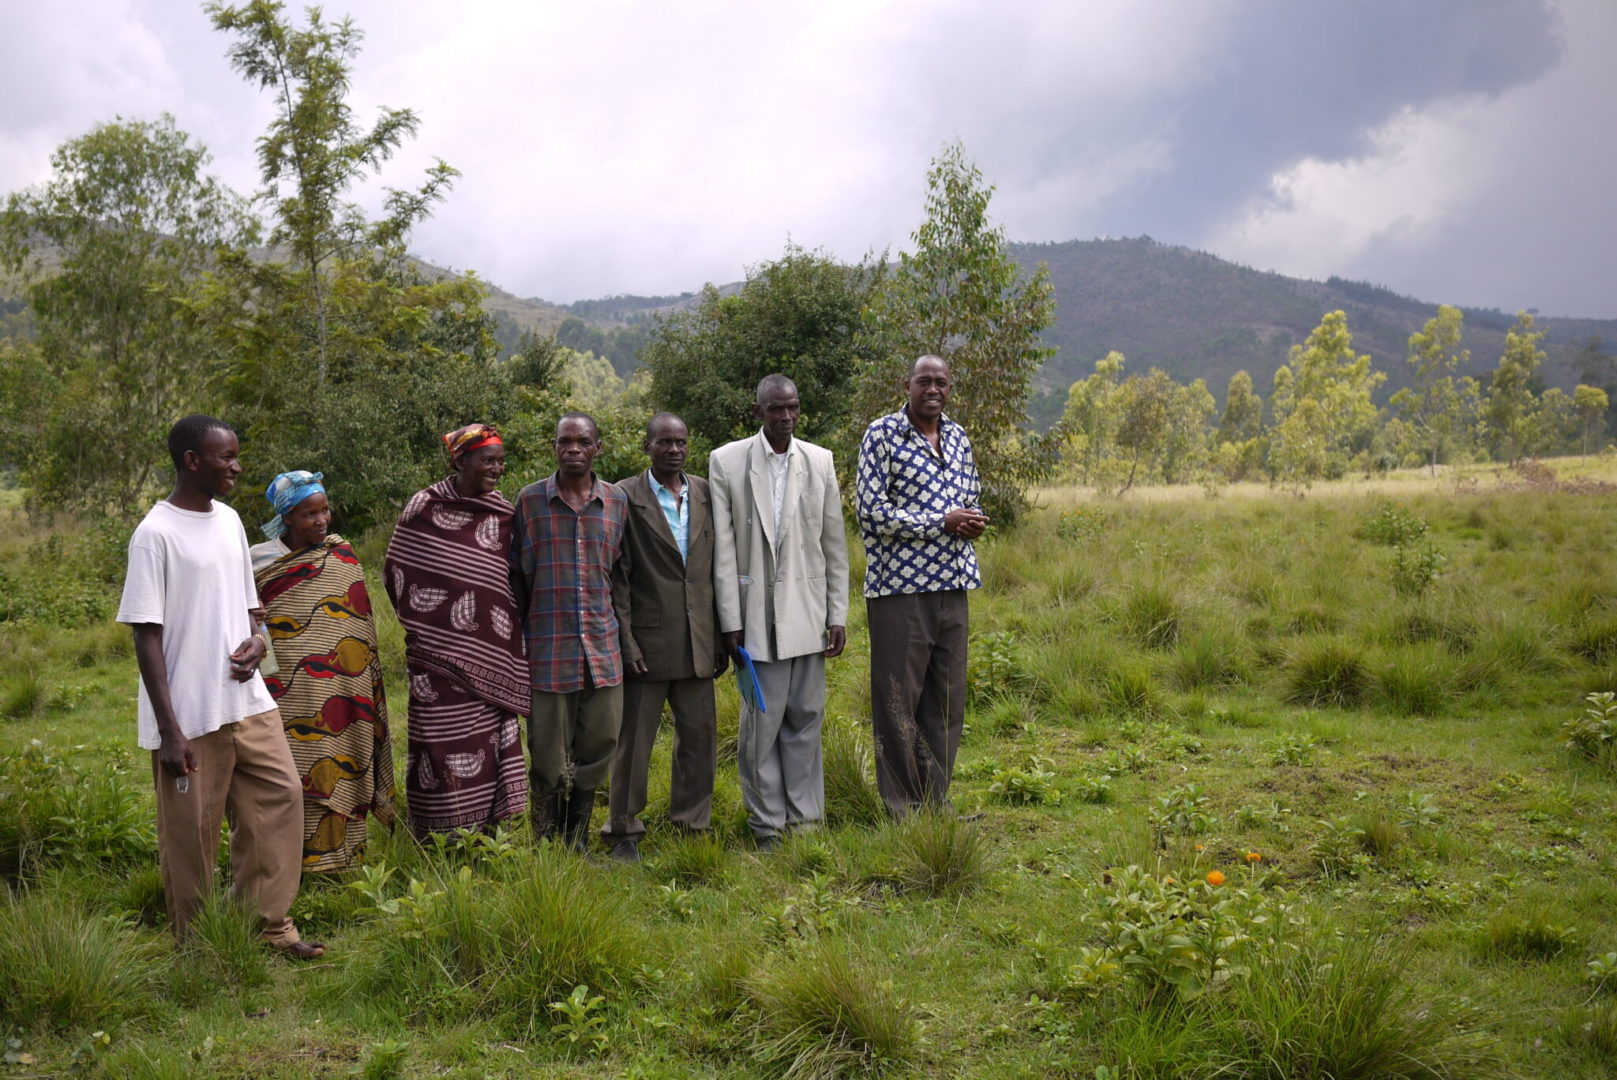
[3,0,1611,316]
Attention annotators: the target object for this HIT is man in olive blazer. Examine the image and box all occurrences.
[709,375,850,848]
[604,413,727,861]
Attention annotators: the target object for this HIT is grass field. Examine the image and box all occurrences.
[3,460,1616,1078]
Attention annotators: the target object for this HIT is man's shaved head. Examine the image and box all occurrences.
[756,373,798,404]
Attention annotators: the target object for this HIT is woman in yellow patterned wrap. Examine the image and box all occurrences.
[251,471,395,871]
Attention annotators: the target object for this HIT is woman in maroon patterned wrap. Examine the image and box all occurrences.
[383,424,529,836]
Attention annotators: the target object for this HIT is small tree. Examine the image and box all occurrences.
[1390,305,1469,474]
[1574,384,1609,456]
[852,141,1056,524]
[642,243,879,448]
[0,116,255,515]
[1482,312,1546,464]
[1268,311,1385,489]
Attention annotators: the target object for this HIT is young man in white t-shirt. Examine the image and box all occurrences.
[116,414,324,958]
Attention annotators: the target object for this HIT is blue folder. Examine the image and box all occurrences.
[734,646,767,714]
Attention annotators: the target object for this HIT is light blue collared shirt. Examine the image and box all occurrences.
[648,470,689,563]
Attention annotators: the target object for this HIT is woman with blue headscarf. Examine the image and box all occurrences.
[250,471,395,871]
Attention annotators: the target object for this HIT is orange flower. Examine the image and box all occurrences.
[1246,851,1263,863]
[1206,870,1226,887]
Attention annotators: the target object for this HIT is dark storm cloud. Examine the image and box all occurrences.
[897,0,1564,245]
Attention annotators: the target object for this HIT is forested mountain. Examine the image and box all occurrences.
[1008,237,1615,396]
[487,237,1616,399]
[8,236,1614,401]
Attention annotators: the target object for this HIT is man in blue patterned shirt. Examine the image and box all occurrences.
[855,355,987,817]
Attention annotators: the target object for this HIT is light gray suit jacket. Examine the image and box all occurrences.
[709,430,850,663]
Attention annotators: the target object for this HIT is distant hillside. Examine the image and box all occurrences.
[1009,237,1617,397]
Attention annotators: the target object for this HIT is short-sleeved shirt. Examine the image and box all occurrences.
[117,500,277,749]
[855,408,983,598]
[511,473,629,693]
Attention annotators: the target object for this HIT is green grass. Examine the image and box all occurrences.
[3,472,1617,1076]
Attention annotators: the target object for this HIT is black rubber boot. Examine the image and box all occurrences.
[564,789,596,854]
[531,787,563,843]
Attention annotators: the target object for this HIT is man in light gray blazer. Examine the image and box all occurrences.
[709,374,850,849]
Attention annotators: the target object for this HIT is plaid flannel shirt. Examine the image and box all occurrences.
[511,473,629,692]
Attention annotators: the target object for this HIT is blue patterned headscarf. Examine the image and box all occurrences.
[261,470,326,539]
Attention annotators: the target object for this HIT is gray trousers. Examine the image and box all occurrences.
[528,684,623,795]
[867,590,968,816]
[603,676,717,841]
[738,653,826,840]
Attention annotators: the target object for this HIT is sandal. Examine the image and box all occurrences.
[271,939,326,960]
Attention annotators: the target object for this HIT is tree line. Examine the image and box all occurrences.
[1,1,1608,537]
[0,3,1054,534]
[1062,304,1609,494]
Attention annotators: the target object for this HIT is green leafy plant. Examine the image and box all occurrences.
[1564,691,1617,767]
[988,757,1061,805]
[1146,784,1218,847]
[1392,542,1447,597]
[549,985,609,1056]
[1358,502,1430,546]
[358,1038,410,1080]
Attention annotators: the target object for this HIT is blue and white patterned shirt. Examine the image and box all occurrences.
[855,408,983,598]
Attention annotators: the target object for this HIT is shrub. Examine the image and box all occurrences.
[966,630,1024,703]
[0,891,162,1032]
[1358,502,1430,546]
[746,940,920,1079]
[1391,542,1446,598]
[1284,638,1369,707]
[1079,865,1304,999]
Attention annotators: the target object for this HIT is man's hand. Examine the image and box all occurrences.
[229,635,267,681]
[944,508,989,539]
[824,625,846,659]
[713,648,730,678]
[158,732,197,779]
[629,657,649,677]
[724,630,745,663]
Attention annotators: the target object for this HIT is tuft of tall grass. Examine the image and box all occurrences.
[1474,912,1580,963]
[651,827,732,885]
[1224,938,1504,1079]
[1102,660,1160,715]
[1168,628,1249,691]
[1284,638,1370,708]
[880,809,989,898]
[0,891,163,1032]
[487,849,643,1032]
[1569,616,1617,663]
[1120,580,1184,649]
[170,893,272,1005]
[1375,644,1456,716]
[1557,999,1617,1062]
[0,671,49,719]
[822,718,885,828]
[746,939,921,1079]
[1456,617,1560,691]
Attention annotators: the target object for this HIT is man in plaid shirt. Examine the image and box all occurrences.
[511,411,630,850]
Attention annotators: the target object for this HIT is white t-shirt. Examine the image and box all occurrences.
[116,500,277,749]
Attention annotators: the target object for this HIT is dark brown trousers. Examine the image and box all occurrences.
[603,676,717,841]
[867,590,969,817]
